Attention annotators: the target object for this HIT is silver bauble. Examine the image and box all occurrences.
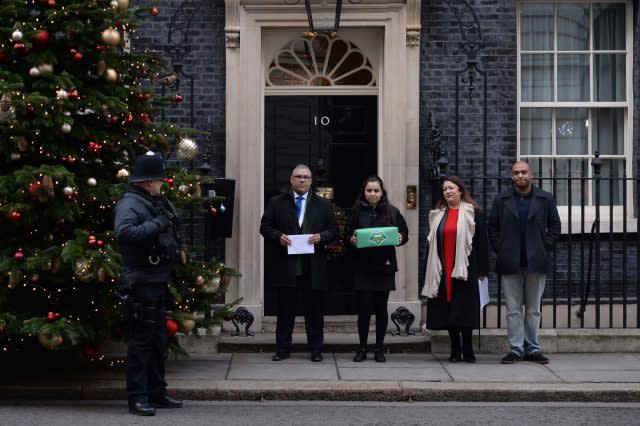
[63,186,74,196]
[116,168,129,181]
[29,67,40,77]
[87,177,97,187]
[176,138,198,160]
[12,29,23,41]
[61,123,72,133]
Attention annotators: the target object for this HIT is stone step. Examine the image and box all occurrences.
[219,332,428,354]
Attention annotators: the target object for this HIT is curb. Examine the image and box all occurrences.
[3,381,640,403]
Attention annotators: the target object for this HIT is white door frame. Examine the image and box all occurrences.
[224,0,422,331]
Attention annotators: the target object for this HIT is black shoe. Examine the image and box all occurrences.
[462,353,476,363]
[311,352,323,362]
[500,352,524,364]
[272,351,290,361]
[129,401,156,416]
[373,349,386,363]
[449,354,462,363]
[525,352,549,364]
[353,348,367,362]
[149,395,183,408]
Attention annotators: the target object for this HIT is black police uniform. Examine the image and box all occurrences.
[113,153,182,415]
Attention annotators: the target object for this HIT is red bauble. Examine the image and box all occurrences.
[97,240,104,248]
[62,156,77,165]
[0,51,6,62]
[13,43,26,53]
[87,141,101,155]
[151,7,159,16]
[173,95,183,103]
[96,45,108,52]
[33,30,51,48]
[139,136,149,147]
[28,182,42,199]
[82,345,102,361]
[166,319,178,337]
[26,104,35,114]
[88,239,97,248]
[138,113,151,123]
[9,211,21,222]
[48,0,56,6]
[137,93,151,101]
[224,312,233,321]
[0,325,5,335]
[47,312,56,321]
[14,252,25,262]
[67,90,79,100]
[209,207,217,216]
[73,52,83,62]
[163,178,174,186]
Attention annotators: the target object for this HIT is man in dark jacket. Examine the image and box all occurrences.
[114,152,183,416]
[260,164,338,362]
[488,160,560,365]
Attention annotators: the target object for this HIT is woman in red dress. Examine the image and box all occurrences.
[423,176,489,363]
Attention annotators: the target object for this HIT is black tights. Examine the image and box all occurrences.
[448,327,474,357]
[356,290,390,349]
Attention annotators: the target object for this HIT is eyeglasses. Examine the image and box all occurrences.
[292,175,312,181]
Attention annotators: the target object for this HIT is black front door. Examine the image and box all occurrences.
[264,95,378,315]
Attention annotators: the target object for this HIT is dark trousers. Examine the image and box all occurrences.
[126,283,168,405]
[275,275,324,353]
[356,290,390,349]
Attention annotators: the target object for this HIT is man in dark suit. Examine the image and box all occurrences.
[260,164,338,362]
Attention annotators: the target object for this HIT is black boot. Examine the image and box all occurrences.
[461,328,476,363]
[448,329,461,363]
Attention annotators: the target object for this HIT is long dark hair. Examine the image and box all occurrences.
[435,175,481,212]
[349,175,396,226]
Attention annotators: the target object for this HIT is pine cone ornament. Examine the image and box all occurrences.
[99,104,110,117]
[95,60,106,77]
[158,134,169,157]
[73,259,94,282]
[16,137,28,152]
[42,175,54,198]
[160,74,177,87]
[97,267,106,283]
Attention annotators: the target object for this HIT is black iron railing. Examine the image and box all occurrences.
[427,153,639,329]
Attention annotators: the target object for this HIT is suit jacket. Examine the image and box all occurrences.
[260,191,338,290]
[487,185,561,274]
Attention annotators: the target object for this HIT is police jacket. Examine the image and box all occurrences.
[487,185,561,274]
[344,199,409,274]
[114,185,180,287]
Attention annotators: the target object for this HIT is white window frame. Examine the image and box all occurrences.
[517,0,634,233]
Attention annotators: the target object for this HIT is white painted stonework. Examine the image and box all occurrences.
[224,0,421,331]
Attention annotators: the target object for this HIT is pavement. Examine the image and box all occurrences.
[3,351,640,403]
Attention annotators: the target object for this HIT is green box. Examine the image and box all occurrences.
[355,227,399,249]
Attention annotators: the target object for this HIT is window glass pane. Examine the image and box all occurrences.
[554,159,588,206]
[523,157,553,193]
[593,159,624,205]
[557,4,589,51]
[556,108,588,155]
[520,4,554,51]
[593,3,625,50]
[592,108,624,155]
[521,108,552,155]
[521,54,553,101]
[594,53,626,101]
[557,54,589,101]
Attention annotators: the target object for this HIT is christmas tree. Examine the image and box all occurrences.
[0,0,238,361]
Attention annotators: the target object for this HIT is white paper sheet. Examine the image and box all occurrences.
[287,234,315,255]
[478,276,489,309]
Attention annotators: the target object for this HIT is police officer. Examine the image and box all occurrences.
[114,152,183,416]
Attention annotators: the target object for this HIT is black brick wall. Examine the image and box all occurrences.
[133,0,226,258]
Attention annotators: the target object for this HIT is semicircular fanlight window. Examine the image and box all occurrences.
[267,34,376,87]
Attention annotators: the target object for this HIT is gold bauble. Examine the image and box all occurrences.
[73,259,94,282]
[104,68,118,84]
[37,334,53,350]
[176,138,198,160]
[38,63,53,74]
[202,276,221,294]
[195,275,205,286]
[101,27,121,47]
[116,168,130,181]
[117,0,130,9]
[179,319,196,334]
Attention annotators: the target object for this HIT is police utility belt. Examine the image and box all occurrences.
[122,231,180,267]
